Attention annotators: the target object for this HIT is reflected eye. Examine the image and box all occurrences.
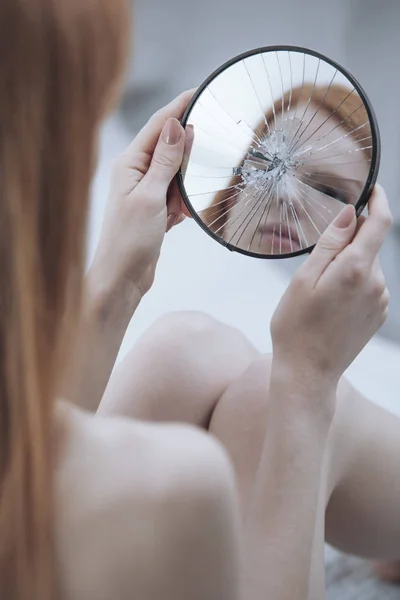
[315,183,349,205]
[298,172,352,205]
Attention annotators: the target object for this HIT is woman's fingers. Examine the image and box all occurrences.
[113,90,196,201]
[124,89,196,164]
[179,124,195,218]
[166,178,185,220]
[302,184,393,288]
[299,204,357,285]
[351,185,393,263]
[354,213,366,234]
[164,122,195,223]
[370,256,390,315]
[181,124,195,180]
[139,118,186,206]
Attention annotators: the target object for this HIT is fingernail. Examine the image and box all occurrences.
[162,118,182,145]
[333,205,355,229]
[186,124,194,139]
[166,213,177,232]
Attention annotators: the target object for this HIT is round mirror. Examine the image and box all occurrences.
[177,46,380,259]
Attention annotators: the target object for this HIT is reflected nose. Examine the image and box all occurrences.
[275,180,306,215]
[275,181,347,240]
[276,176,325,223]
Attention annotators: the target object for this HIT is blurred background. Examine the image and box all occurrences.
[88,2,399,592]
[88,0,400,405]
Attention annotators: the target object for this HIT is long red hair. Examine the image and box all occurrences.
[0,0,130,598]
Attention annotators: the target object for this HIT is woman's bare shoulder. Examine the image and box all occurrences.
[55,403,239,600]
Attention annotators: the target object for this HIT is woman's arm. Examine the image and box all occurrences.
[244,187,392,599]
[62,272,142,412]
[244,364,334,599]
[63,91,194,410]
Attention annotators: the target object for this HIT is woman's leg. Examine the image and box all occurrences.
[206,356,400,596]
[98,311,259,426]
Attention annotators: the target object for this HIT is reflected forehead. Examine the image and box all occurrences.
[285,102,354,133]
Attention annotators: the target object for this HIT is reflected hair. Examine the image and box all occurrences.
[0,0,130,598]
[204,83,370,234]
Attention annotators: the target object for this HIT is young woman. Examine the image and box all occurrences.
[0,1,397,599]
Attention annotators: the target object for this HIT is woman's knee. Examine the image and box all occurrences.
[145,311,257,368]
[102,311,259,427]
[150,311,223,345]
[100,311,230,422]
[136,311,259,419]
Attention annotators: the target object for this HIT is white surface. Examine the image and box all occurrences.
[89,114,400,416]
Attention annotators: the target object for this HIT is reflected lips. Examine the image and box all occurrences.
[257,223,302,253]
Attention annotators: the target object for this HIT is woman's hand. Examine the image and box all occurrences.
[89,90,195,306]
[271,185,393,388]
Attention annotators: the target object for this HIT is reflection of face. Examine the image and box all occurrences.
[219,101,370,255]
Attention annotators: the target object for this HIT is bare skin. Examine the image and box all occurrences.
[56,309,400,599]
[58,91,398,599]
[55,404,242,600]
[96,314,400,597]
